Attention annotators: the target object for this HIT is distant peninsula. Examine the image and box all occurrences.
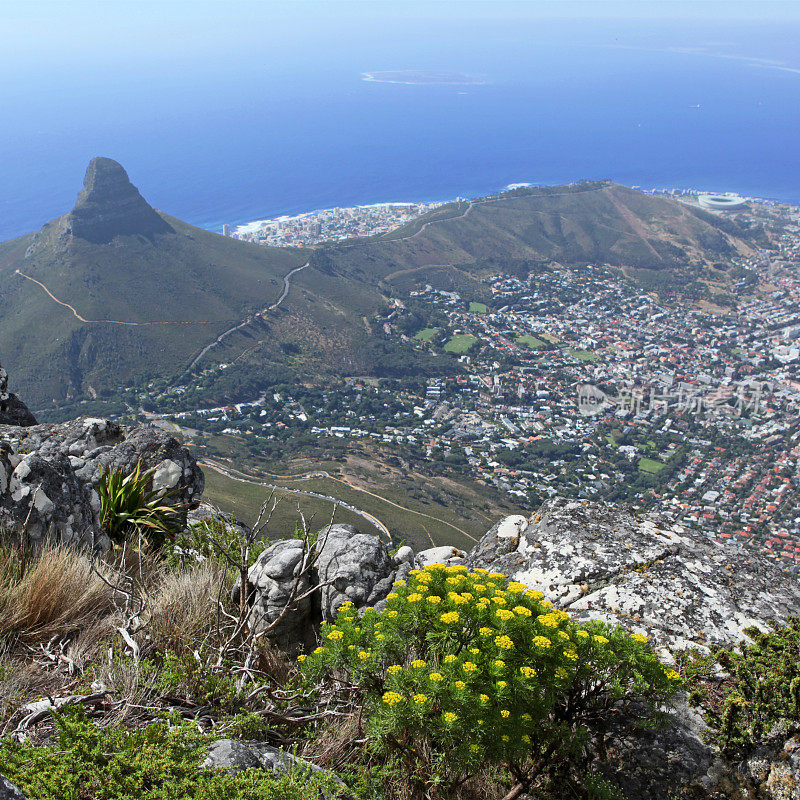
[361,70,486,85]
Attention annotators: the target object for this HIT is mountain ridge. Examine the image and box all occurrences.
[0,162,763,409]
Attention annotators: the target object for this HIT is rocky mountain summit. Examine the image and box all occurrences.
[61,157,173,243]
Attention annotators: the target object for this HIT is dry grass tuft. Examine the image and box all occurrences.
[301,711,364,769]
[0,545,118,646]
[144,561,229,655]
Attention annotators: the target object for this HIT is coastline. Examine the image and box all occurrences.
[224,180,794,242]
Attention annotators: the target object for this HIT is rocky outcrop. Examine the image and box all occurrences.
[0,416,203,550]
[0,776,26,800]
[0,363,36,427]
[235,524,415,646]
[467,498,800,654]
[62,157,172,244]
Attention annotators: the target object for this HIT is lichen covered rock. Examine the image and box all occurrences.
[467,498,800,653]
[0,416,203,550]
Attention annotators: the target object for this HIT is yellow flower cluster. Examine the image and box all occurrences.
[299,561,677,763]
[382,691,403,706]
[426,595,442,605]
[537,613,560,628]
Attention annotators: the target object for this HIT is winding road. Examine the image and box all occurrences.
[200,457,476,544]
[199,458,391,539]
[185,261,308,372]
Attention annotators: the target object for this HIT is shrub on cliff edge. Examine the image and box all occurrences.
[300,563,681,799]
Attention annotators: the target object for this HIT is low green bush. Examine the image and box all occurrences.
[300,564,681,798]
[0,707,336,800]
[681,618,800,755]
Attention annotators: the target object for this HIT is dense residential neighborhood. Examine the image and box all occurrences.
[140,195,800,567]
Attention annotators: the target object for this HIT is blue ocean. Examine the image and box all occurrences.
[1,6,800,242]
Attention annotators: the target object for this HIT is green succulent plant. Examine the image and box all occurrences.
[98,461,184,549]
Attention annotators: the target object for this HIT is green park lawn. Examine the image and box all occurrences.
[570,349,599,362]
[516,335,545,349]
[414,327,439,341]
[444,334,479,353]
[469,301,488,313]
[638,457,665,474]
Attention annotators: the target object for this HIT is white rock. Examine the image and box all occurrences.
[496,514,528,539]
[152,459,182,491]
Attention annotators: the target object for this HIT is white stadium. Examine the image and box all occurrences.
[697,193,748,211]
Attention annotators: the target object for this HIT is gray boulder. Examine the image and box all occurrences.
[0,416,203,550]
[415,545,468,569]
[0,362,36,427]
[238,525,416,644]
[203,739,262,772]
[0,775,26,800]
[233,539,313,642]
[314,524,398,619]
[203,739,346,793]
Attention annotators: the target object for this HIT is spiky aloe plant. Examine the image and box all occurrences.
[98,461,184,549]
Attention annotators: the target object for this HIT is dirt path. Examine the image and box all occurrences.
[185,261,308,372]
[200,458,391,539]
[14,269,217,326]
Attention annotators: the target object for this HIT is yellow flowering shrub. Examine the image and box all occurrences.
[299,564,680,796]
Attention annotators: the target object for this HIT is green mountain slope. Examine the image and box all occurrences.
[313,181,758,286]
[0,167,760,411]
[0,159,309,405]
